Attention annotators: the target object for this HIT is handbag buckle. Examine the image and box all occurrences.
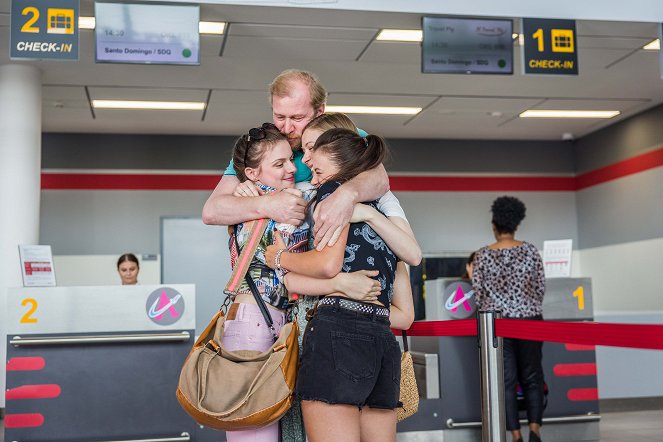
[205,339,221,352]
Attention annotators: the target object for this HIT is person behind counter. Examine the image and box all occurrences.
[471,196,545,442]
[117,253,140,285]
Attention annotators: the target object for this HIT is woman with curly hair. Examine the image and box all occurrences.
[471,196,546,442]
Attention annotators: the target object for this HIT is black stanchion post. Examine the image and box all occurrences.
[479,311,506,442]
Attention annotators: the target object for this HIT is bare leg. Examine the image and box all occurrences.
[529,422,541,437]
[302,400,360,442]
[359,407,397,442]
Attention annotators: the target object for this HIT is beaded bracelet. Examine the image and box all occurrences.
[274,248,288,281]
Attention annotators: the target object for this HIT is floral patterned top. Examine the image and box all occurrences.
[471,242,545,318]
[316,181,398,309]
[229,182,315,310]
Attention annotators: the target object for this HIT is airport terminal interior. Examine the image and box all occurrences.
[1,0,662,441]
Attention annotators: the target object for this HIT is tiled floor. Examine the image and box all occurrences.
[1,409,662,441]
[597,409,663,442]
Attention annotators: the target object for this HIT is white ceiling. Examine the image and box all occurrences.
[1,2,662,140]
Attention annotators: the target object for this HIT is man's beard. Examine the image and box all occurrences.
[287,136,302,150]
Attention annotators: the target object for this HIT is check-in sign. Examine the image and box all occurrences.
[10,0,79,60]
[522,18,577,75]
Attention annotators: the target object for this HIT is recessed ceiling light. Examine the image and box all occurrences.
[643,39,660,50]
[92,100,206,110]
[325,105,422,115]
[520,110,620,119]
[199,21,226,35]
[79,16,96,30]
[376,29,422,42]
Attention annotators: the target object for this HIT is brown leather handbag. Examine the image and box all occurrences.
[176,223,299,431]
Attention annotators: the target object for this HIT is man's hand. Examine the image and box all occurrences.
[313,186,354,250]
[233,181,263,197]
[334,270,381,302]
[265,188,307,225]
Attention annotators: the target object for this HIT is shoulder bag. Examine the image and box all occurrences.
[176,222,299,431]
[397,330,419,422]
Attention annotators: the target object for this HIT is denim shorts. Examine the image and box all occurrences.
[295,299,401,409]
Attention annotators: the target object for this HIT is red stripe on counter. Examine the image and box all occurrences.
[4,413,45,428]
[6,357,45,371]
[564,343,596,351]
[576,146,663,190]
[553,363,597,377]
[41,173,220,190]
[6,384,61,400]
[567,388,599,401]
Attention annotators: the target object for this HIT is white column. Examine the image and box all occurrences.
[0,64,42,408]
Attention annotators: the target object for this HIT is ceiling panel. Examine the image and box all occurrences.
[229,23,376,40]
[327,93,434,107]
[578,36,652,50]
[222,35,368,61]
[359,41,421,64]
[531,98,649,111]
[1,3,661,140]
[204,89,273,133]
[88,87,209,102]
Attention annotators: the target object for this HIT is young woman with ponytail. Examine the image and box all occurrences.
[265,128,414,442]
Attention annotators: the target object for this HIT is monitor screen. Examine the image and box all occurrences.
[422,17,513,75]
[95,2,199,65]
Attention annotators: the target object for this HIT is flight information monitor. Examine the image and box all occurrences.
[422,16,513,75]
[95,2,199,65]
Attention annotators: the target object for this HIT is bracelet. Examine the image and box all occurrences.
[274,248,287,273]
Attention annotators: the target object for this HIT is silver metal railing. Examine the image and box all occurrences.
[10,331,190,346]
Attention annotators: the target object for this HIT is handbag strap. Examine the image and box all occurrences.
[402,330,409,352]
[231,225,278,341]
[225,218,270,295]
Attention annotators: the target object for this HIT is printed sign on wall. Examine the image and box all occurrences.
[10,0,79,60]
[522,18,577,75]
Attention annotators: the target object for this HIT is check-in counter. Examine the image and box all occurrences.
[398,278,600,442]
[4,285,197,441]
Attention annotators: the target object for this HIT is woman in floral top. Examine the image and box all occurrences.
[471,196,546,442]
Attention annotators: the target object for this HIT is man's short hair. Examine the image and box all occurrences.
[269,69,328,111]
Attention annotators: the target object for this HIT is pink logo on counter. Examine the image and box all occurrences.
[443,281,477,319]
[145,287,184,325]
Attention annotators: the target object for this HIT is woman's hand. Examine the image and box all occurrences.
[265,231,287,270]
[233,181,263,197]
[350,203,376,224]
[334,270,381,302]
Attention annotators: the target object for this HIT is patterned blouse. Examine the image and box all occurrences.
[229,182,315,310]
[471,242,545,318]
[316,181,398,308]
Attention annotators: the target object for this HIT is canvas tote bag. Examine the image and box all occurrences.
[176,220,299,431]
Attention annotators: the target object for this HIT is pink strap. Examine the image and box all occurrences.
[224,218,269,295]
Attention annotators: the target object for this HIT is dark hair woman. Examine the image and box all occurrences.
[117,253,139,285]
[471,196,546,442]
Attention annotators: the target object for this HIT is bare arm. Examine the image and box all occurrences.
[389,262,415,330]
[351,204,422,266]
[313,164,390,250]
[202,175,306,226]
[283,270,381,302]
[265,226,349,279]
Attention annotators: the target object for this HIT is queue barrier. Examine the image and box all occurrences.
[397,317,663,350]
[396,315,663,442]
